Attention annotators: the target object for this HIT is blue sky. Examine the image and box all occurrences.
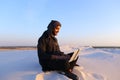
[0,0,120,46]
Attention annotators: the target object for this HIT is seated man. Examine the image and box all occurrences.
[37,20,79,80]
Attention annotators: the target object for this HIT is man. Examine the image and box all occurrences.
[37,20,79,80]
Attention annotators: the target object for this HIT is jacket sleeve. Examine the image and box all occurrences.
[37,38,52,60]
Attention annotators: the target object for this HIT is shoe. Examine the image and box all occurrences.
[64,71,79,80]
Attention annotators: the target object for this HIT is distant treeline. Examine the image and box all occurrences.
[92,46,120,48]
[0,46,37,49]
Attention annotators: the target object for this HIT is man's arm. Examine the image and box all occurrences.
[37,38,52,60]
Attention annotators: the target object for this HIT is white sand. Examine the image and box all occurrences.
[0,46,120,80]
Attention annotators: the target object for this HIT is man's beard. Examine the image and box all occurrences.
[52,31,58,36]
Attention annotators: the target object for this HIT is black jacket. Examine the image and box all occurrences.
[37,30,64,66]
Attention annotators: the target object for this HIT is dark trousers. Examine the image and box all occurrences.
[42,52,79,72]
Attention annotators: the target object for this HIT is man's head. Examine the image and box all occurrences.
[47,20,61,36]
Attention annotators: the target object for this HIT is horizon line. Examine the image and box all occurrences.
[0,46,120,48]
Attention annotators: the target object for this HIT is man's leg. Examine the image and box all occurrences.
[47,59,70,71]
[64,70,79,80]
[69,56,79,70]
[48,58,79,80]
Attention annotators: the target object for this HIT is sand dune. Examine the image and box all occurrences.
[0,46,120,80]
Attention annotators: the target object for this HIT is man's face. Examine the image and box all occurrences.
[52,26,61,36]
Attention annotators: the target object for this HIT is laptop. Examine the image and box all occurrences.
[69,49,80,62]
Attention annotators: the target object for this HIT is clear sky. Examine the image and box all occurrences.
[0,0,120,46]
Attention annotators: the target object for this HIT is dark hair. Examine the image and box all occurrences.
[47,20,61,29]
[52,20,61,27]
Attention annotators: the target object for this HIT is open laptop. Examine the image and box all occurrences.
[69,49,80,62]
